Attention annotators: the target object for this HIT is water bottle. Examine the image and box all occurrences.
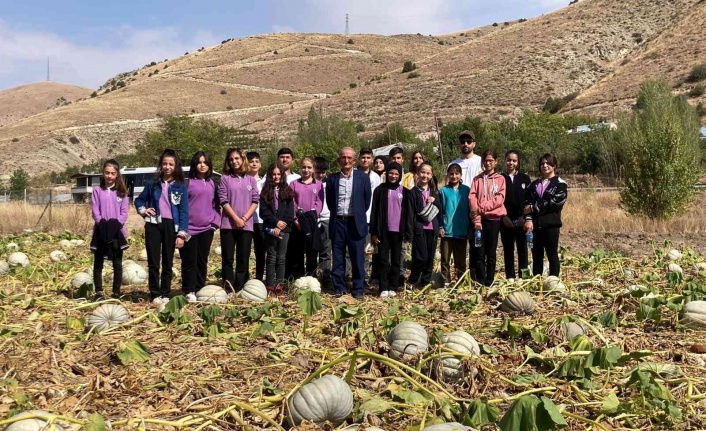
[474,230,482,248]
[265,227,283,239]
[526,231,534,249]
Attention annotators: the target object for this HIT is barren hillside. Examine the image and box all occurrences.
[0,0,703,176]
[0,81,93,127]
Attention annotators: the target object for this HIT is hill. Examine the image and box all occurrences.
[0,0,704,176]
[0,81,93,127]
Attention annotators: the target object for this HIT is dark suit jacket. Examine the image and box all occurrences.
[326,169,372,239]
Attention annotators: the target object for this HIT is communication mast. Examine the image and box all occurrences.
[345,14,349,35]
[47,57,51,81]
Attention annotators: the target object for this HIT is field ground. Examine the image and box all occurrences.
[1,192,706,430]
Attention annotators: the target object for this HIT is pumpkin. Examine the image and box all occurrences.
[292,276,322,293]
[196,285,229,303]
[434,330,479,383]
[667,249,682,261]
[287,375,354,427]
[431,272,444,289]
[622,269,635,280]
[6,242,19,251]
[8,252,30,267]
[500,291,535,315]
[58,239,74,250]
[341,426,387,431]
[87,303,129,331]
[239,279,268,302]
[122,259,137,268]
[214,246,222,256]
[71,272,94,289]
[423,423,475,431]
[139,248,148,261]
[682,301,706,329]
[542,276,566,293]
[49,250,67,262]
[667,263,683,275]
[4,410,65,431]
[561,321,584,341]
[122,263,148,285]
[69,239,85,246]
[386,321,429,361]
[0,260,9,274]
[695,262,706,272]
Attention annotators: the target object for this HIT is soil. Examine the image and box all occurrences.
[562,231,706,258]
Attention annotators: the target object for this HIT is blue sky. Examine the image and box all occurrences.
[0,0,566,90]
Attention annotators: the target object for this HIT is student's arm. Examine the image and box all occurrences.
[369,188,381,238]
[134,182,153,216]
[534,181,568,215]
[118,193,129,226]
[259,198,277,228]
[218,176,239,224]
[314,180,324,216]
[468,179,481,228]
[91,188,102,223]
[210,180,220,230]
[176,183,189,244]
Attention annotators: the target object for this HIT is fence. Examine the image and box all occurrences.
[0,188,93,234]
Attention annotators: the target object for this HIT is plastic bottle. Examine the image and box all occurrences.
[265,227,283,239]
[526,231,534,249]
[474,229,482,248]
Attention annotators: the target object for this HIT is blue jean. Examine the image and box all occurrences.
[331,217,365,296]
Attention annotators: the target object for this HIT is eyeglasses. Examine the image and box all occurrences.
[483,159,496,164]
[459,139,474,144]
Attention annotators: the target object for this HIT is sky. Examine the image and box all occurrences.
[0,0,567,91]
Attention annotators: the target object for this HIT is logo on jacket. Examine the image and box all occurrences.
[116,197,123,203]
[247,185,252,191]
[170,191,182,205]
[397,193,403,200]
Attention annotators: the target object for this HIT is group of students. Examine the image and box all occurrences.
[88,129,567,303]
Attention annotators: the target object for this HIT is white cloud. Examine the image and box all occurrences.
[0,20,219,90]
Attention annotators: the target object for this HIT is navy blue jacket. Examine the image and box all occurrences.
[134,179,189,236]
[325,169,371,239]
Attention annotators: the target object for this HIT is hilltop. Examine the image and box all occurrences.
[0,0,704,176]
[0,81,93,127]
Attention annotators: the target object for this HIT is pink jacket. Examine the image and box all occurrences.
[469,171,507,224]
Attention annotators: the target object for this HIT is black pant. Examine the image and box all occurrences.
[93,245,123,294]
[378,231,403,292]
[145,219,176,298]
[468,236,478,281]
[179,229,214,294]
[221,229,253,292]
[253,223,266,281]
[500,224,528,279]
[532,226,561,277]
[288,228,319,278]
[265,232,290,286]
[317,219,332,286]
[408,229,436,286]
[476,219,501,286]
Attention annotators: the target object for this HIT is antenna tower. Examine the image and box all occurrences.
[47,57,51,81]
[345,14,349,35]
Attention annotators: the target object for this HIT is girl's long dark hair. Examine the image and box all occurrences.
[408,151,426,175]
[261,163,294,205]
[189,151,213,180]
[101,159,128,198]
[156,149,184,182]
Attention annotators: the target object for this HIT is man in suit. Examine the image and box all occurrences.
[326,147,372,298]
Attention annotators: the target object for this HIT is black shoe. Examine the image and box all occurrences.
[111,291,121,299]
[93,291,105,301]
[352,293,364,300]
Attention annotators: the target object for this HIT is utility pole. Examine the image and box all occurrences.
[434,112,444,165]
[47,57,50,81]
[345,14,349,35]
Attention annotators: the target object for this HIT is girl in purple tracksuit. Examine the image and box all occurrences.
[90,159,129,300]
[290,156,324,277]
[218,147,259,293]
[180,151,220,302]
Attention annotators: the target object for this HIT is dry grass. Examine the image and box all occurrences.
[563,191,706,233]
[0,202,93,235]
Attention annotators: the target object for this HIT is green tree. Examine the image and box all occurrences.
[620,80,702,220]
[10,168,29,200]
[294,107,362,169]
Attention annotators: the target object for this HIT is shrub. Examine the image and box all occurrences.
[273,50,278,54]
[220,89,228,95]
[149,61,156,66]
[407,72,420,79]
[347,38,354,44]
[90,91,97,98]
[696,102,706,117]
[116,80,126,88]
[688,84,705,98]
[69,136,80,145]
[304,48,309,52]
[687,64,706,82]
[11,138,19,143]
[620,80,702,220]
[226,106,234,110]
[349,83,357,88]
[492,22,498,27]
[402,61,417,73]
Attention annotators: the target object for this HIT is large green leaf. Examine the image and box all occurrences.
[498,395,566,431]
[601,392,620,415]
[198,304,222,325]
[116,339,151,365]
[86,413,106,431]
[465,398,500,428]
[359,397,393,414]
[297,290,322,317]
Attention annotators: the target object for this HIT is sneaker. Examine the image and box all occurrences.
[111,292,121,300]
[388,290,398,297]
[186,292,197,303]
[93,291,104,301]
[508,278,515,284]
[152,296,168,305]
[380,290,390,298]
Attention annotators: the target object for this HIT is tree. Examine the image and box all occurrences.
[620,80,702,220]
[294,107,363,170]
[10,169,29,200]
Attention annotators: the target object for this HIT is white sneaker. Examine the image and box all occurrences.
[152,297,164,305]
[388,290,398,297]
[380,290,390,298]
[508,278,515,284]
[186,293,197,303]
